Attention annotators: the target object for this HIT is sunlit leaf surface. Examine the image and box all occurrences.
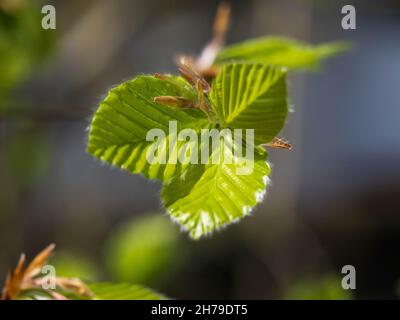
[216,36,348,70]
[210,63,288,144]
[88,64,288,238]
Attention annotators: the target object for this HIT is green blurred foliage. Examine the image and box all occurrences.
[89,282,165,300]
[5,126,51,186]
[285,275,352,300]
[105,214,183,286]
[0,125,51,219]
[0,0,53,104]
[51,252,101,282]
[0,165,18,220]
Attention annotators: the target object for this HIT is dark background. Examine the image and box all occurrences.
[0,0,399,299]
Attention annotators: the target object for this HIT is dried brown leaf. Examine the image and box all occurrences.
[196,2,231,73]
[56,277,94,298]
[24,243,56,279]
[1,254,26,300]
[264,137,293,150]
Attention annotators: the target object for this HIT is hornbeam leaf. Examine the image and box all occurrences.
[215,36,349,70]
[88,63,288,239]
[89,282,166,300]
[87,75,208,182]
[162,140,270,239]
[210,64,288,144]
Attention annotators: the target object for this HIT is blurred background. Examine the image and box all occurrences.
[1,0,399,299]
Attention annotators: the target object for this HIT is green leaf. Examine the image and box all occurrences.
[210,64,288,144]
[87,75,207,182]
[216,36,349,70]
[88,63,288,239]
[162,140,270,239]
[89,282,166,300]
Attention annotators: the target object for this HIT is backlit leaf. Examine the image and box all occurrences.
[210,64,288,144]
[87,75,208,182]
[216,36,348,70]
[162,140,270,239]
[88,64,288,239]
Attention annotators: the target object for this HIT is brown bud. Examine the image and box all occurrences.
[154,96,196,109]
[264,137,292,150]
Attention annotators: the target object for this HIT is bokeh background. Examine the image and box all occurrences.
[1,0,400,299]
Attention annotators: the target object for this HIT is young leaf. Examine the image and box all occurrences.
[162,141,270,239]
[88,63,289,239]
[210,64,288,145]
[215,36,348,70]
[87,75,208,182]
[89,282,165,300]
